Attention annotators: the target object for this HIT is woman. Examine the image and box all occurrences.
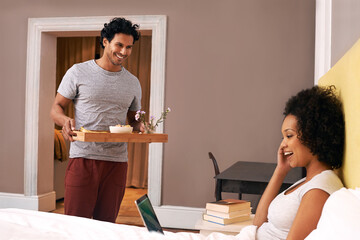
[253,85,345,240]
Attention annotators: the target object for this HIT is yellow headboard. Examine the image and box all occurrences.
[319,39,360,188]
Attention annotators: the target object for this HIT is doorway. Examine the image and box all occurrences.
[53,33,152,223]
[24,16,167,213]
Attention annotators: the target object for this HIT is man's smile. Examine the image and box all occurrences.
[115,53,126,60]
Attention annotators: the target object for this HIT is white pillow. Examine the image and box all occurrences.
[305,188,360,240]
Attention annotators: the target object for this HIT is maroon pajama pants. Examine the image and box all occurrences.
[64,158,128,223]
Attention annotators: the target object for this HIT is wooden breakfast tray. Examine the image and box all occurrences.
[72,131,168,143]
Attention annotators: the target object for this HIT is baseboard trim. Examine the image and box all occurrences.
[154,205,205,230]
[0,191,56,212]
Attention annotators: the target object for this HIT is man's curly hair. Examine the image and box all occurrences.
[284,85,345,169]
[100,17,140,48]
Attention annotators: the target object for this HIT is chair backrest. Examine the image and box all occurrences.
[208,152,220,176]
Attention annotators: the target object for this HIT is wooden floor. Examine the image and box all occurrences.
[117,187,147,226]
[52,187,199,233]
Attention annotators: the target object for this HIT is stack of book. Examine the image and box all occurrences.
[203,199,251,225]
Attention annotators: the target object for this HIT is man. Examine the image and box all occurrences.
[50,17,144,223]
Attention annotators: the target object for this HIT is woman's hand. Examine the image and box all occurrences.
[276,141,292,175]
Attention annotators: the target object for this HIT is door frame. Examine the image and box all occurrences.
[314,0,332,84]
[24,15,166,207]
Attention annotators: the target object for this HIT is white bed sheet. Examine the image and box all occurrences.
[0,208,255,240]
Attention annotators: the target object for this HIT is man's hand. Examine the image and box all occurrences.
[62,118,77,142]
[127,110,145,132]
[50,93,77,141]
[138,122,145,133]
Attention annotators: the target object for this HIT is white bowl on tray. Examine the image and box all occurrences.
[109,125,133,133]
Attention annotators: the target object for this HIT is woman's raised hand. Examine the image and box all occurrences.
[276,141,292,175]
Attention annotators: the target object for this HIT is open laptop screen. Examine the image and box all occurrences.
[135,194,164,234]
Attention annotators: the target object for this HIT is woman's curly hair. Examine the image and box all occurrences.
[100,17,140,48]
[284,85,345,169]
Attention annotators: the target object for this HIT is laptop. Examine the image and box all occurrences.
[135,194,164,234]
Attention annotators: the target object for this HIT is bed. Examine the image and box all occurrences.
[0,187,359,240]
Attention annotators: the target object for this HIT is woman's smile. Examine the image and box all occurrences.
[284,151,294,160]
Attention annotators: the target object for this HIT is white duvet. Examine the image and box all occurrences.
[2,188,359,239]
[0,208,256,240]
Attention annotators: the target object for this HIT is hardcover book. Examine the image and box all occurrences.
[203,213,251,225]
[206,199,251,213]
[206,208,251,219]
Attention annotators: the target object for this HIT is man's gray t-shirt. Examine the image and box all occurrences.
[57,60,142,162]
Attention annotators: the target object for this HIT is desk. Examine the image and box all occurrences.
[215,161,304,201]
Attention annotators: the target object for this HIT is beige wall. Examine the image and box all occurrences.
[0,0,315,207]
[331,0,360,65]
